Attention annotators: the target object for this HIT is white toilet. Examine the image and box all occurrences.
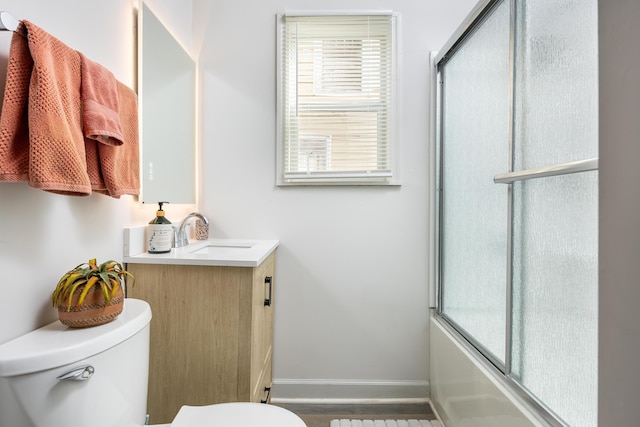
[0,298,306,427]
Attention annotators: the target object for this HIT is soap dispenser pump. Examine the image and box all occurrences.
[147,201,172,254]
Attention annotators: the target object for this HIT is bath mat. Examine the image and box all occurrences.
[329,420,441,427]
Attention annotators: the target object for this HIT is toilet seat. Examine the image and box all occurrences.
[168,402,306,427]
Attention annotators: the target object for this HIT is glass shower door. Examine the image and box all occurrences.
[508,0,599,425]
[440,0,510,366]
[437,0,598,424]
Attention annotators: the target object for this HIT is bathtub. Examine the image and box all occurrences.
[429,314,550,427]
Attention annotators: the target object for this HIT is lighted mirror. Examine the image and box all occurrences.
[138,1,196,204]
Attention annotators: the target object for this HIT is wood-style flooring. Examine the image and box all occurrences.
[274,402,437,427]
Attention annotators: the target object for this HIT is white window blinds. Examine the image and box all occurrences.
[278,14,398,184]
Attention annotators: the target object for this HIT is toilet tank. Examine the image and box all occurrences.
[0,298,152,427]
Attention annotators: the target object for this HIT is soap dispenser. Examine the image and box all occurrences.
[147,201,172,253]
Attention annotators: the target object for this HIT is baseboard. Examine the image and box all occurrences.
[271,379,429,403]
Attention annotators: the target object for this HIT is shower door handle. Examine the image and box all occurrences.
[493,157,598,184]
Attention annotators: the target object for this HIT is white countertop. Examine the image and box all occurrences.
[124,232,279,267]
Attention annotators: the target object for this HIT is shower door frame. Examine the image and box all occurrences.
[432,0,598,425]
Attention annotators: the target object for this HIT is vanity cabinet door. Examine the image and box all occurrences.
[235,252,275,404]
[252,253,275,403]
[126,251,276,425]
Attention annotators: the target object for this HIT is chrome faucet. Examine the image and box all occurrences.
[174,212,209,248]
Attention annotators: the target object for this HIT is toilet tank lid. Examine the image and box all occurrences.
[0,299,151,377]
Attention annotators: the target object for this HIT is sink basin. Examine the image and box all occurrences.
[123,231,279,267]
[190,242,255,256]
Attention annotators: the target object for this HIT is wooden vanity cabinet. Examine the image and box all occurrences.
[127,252,275,424]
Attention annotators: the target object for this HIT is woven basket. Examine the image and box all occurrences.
[57,285,124,328]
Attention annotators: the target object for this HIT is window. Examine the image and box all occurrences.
[277,14,399,185]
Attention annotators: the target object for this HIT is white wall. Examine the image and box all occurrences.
[0,0,478,402]
[0,0,194,345]
[193,0,475,399]
[0,0,138,345]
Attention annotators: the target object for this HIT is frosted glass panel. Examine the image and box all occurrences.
[438,0,598,423]
[511,171,598,427]
[513,0,598,169]
[441,0,510,363]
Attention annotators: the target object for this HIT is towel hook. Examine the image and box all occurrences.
[0,11,18,32]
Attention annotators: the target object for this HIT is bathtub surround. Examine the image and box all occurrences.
[430,318,543,426]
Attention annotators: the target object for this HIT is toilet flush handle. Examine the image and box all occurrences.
[56,365,95,381]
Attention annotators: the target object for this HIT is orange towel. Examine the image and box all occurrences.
[0,21,140,198]
[79,54,124,147]
[87,82,140,198]
[0,20,90,196]
[81,55,140,198]
[0,24,30,183]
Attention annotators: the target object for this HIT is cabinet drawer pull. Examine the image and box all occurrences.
[261,386,272,403]
[264,276,272,307]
